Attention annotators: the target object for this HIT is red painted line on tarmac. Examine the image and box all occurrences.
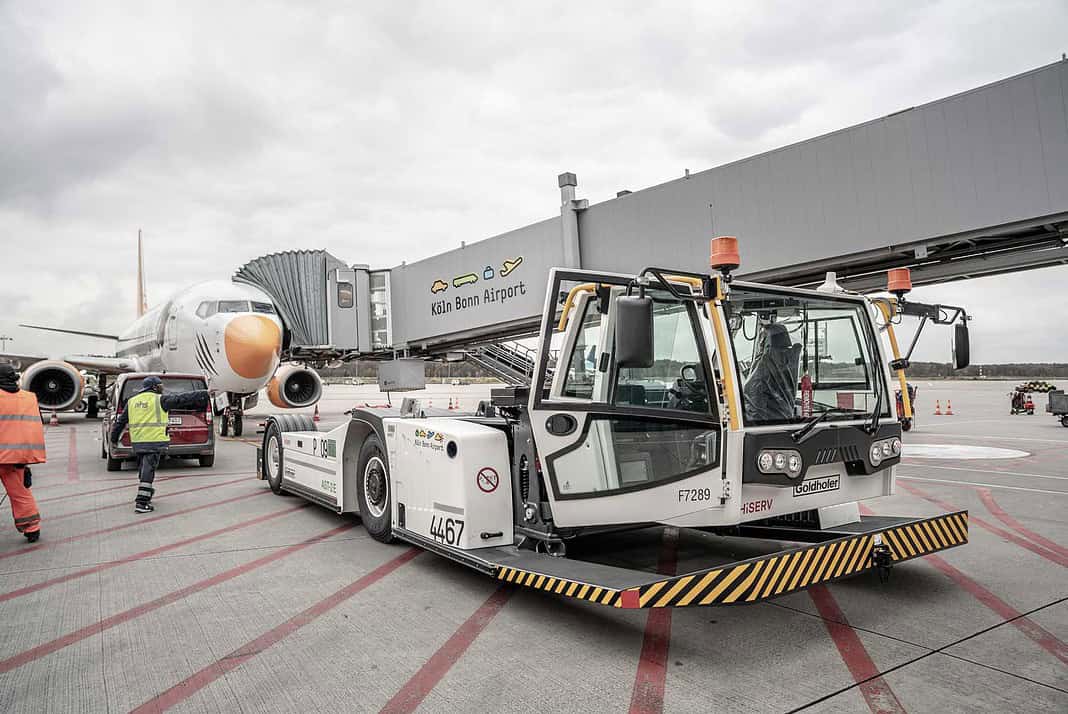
[0,523,355,675]
[808,585,907,714]
[0,502,306,603]
[0,489,270,561]
[975,487,1068,560]
[898,483,1067,567]
[66,429,78,483]
[130,546,421,713]
[861,501,1068,665]
[33,471,227,494]
[923,553,1068,666]
[380,585,514,714]
[629,527,679,714]
[48,475,250,522]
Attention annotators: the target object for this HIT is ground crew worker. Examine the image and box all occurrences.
[0,363,44,542]
[110,376,210,513]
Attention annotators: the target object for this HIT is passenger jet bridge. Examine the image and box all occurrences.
[235,60,1068,362]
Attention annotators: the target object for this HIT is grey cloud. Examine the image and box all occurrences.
[1,1,1067,360]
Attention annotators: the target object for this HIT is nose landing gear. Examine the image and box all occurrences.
[219,396,244,437]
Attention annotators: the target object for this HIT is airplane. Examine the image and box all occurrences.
[1,233,323,435]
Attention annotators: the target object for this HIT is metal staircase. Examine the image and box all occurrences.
[466,341,554,385]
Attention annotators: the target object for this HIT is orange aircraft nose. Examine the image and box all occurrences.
[224,315,281,380]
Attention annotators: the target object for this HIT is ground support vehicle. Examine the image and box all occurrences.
[1047,390,1068,427]
[102,372,215,470]
[258,248,970,608]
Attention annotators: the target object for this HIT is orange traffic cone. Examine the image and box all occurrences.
[933,400,942,416]
[313,405,320,422]
[48,411,59,426]
[945,400,954,416]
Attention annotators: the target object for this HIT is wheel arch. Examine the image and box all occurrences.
[260,413,318,479]
[341,413,388,513]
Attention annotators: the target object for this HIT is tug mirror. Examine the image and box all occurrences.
[615,295,654,368]
[952,322,970,370]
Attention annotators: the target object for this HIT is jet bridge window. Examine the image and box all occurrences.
[337,282,354,309]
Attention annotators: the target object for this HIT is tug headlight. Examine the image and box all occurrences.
[870,444,883,466]
[757,449,803,478]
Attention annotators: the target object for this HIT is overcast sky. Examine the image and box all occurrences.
[2,1,1067,364]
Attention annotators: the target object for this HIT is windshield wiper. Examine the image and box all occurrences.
[791,408,862,444]
[865,365,884,435]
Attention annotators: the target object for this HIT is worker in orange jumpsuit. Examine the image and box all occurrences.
[0,364,44,542]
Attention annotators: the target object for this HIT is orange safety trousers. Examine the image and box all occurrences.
[0,465,40,534]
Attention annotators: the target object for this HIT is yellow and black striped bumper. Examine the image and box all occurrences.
[494,511,968,609]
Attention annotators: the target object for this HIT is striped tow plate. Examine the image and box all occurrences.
[494,511,968,609]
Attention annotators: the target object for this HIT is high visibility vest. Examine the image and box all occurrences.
[128,391,170,444]
[0,390,47,464]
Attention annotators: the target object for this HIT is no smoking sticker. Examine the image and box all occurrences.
[476,467,500,493]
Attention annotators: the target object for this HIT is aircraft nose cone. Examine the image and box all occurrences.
[224,315,281,379]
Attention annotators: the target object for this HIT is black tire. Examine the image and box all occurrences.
[263,422,285,495]
[198,454,215,467]
[100,439,107,458]
[356,434,394,543]
[233,415,243,437]
[106,451,123,472]
[1061,416,1068,428]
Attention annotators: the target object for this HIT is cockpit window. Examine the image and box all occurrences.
[218,300,250,313]
[195,301,217,319]
[251,301,276,314]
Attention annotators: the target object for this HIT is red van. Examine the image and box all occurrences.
[101,373,215,471]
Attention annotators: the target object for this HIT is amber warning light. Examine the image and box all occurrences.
[710,236,741,276]
[887,268,912,296]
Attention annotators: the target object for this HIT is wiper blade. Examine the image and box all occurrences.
[791,408,859,444]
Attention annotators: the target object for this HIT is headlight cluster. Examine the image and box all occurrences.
[757,449,803,479]
[869,437,903,466]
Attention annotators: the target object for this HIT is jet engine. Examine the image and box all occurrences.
[266,365,323,408]
[21,360,85,412]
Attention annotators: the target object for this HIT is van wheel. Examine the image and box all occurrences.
[263,423,285,494]
[357,434,394,543]
[198,454,215,467]
[1061,416,1068,428]
[106,451,123,472]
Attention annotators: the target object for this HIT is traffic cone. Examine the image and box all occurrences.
[933,400,942,416]
[945,400,954,416]
[48,411,59,426]
[313,405,320,422]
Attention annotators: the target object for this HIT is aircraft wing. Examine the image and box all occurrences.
[0,353,136,375]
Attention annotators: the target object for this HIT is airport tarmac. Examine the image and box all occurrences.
[0,380,1064,713]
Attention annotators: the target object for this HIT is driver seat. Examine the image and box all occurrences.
[743,323,802,421]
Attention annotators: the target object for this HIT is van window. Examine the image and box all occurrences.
[218,300,249,313]
[195,301,217,318]
[120,377,207,404]
[251,301,276,314]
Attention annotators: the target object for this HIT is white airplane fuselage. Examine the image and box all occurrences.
[116,280,283,396]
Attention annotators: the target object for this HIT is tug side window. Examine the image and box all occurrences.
[560,297,602,400]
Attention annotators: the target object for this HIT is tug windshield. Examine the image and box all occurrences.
[725,286,889,426]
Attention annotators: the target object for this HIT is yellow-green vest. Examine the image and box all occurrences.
[128,392,169,444]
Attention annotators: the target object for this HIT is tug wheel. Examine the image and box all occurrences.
[357,434,395,543]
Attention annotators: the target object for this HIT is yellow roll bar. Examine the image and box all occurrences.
[872,299,912,419]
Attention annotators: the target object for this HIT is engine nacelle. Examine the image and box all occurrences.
[266,365,323,409]
[21,360,85,412]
